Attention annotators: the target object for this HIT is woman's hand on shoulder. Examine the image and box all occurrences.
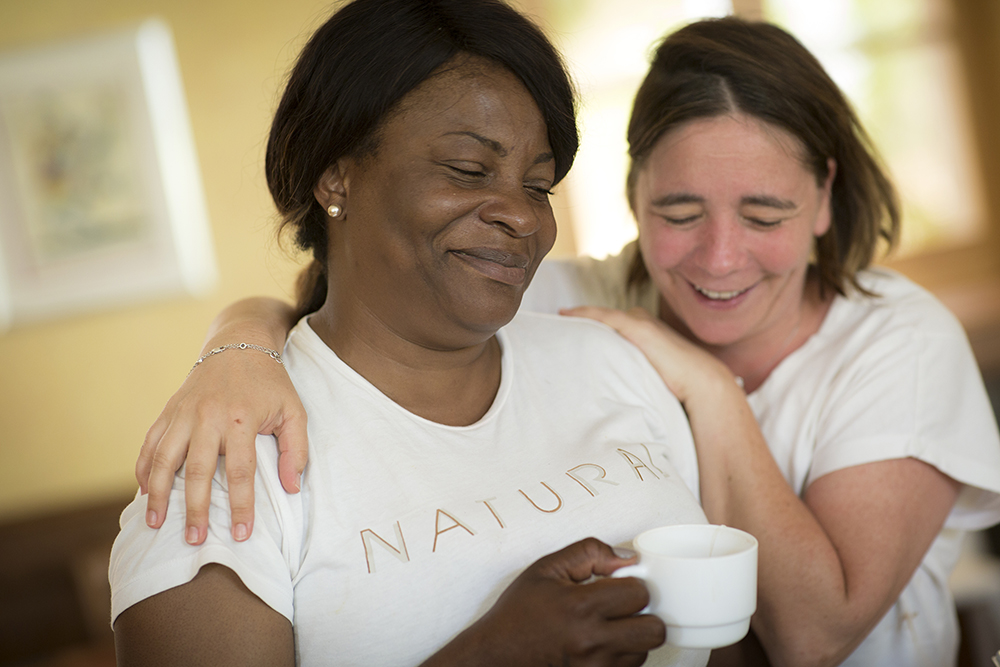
[561,305,734,404]
[137,298,308,545]
[425,538,664,666]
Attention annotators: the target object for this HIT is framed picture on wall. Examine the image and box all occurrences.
[0,18,216,331]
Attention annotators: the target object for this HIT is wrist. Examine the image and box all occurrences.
[202,297,295,354]
[203,318,287,356]
[680,357,742,406]
[189,342,284,376]
[682,366,756,464]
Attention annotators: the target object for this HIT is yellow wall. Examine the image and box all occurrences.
[0,0,336,521]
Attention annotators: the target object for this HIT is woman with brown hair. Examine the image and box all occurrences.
[136,14,1000,667]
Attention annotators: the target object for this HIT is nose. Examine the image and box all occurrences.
[478,183,546,238]
[696,215,745,276]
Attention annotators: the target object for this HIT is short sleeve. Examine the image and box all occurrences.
[809,319,1000,529]
[108,435,301,624]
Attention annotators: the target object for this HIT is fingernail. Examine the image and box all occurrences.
[146,510,157,527]
[234,523,248,541]
[186,526,200,545]
[294,473,301,492]
[613,546,637,560]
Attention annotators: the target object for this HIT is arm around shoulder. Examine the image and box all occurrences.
[200,297,298,352]
[138,295,308,546]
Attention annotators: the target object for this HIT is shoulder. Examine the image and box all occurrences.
[808,269,970,371]
[282,317,336,374]
[109,446,299,625]
[505,310,655,368]
[776,271,1000,503]
[841,269,966,339]
[280,318,366,402]
[502,312,698,496]
[522,241,657,313]
[502,312,684,417]
[790,268,982,390]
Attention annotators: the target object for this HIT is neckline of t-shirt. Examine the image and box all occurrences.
[746,288,851,398]
[290,317,513,430]
[747,268,897,397]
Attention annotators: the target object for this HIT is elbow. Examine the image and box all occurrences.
[769,647,846,667]
[758,620,866,667]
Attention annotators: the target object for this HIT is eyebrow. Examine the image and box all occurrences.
[741,195,797,210]
[443,131,554,166]
[650,192,797,209]
[651,193,703,207]
[533,152,555,166]
[445,131,508,157]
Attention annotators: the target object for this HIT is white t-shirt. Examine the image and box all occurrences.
[110,312,710,666]
[523,242,1000,667]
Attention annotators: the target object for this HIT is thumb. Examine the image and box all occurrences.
[538,538,637,582]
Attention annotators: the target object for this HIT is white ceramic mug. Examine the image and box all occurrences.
[612,524,758,649]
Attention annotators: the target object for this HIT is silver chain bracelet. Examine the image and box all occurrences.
[189,342,283,375]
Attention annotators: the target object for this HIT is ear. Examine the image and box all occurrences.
[813,157,836,237]
[313,159,350,216]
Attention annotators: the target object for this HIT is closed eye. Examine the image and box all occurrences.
[523,185,553,203]
[448,165,485,178]
[655,201,703,226]
[744,216,783,228]
[662,214,700,225]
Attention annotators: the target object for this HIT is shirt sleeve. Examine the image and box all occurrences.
[808,315,1000,529]
[108,435,301,625]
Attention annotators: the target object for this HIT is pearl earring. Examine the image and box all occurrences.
[327,204,342,218]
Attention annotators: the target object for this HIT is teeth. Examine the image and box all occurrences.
[694,285,748,300]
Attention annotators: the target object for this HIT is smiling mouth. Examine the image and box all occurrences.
[692,283,753,301]
[451,248,530,286]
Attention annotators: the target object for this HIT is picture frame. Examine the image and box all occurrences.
[0,18,216,331]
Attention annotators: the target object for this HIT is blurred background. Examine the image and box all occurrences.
[0,0,998,664]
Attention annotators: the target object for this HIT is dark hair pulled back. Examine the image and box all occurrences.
[625,17,900,297]
[266,0,578,318]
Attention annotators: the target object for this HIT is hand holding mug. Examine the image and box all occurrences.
[434,538,665,667]
[613,524,758,649]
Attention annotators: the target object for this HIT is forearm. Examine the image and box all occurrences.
[685,380,882,667]
[201,297,296,354]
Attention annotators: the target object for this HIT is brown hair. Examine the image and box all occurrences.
[625,17,899,296]
[265,0,578,319]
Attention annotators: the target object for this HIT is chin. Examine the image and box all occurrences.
[440,292,522,345]
[466,301,521,335]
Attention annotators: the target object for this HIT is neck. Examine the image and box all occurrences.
[719,315,803,394]
[308,297,502,427]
